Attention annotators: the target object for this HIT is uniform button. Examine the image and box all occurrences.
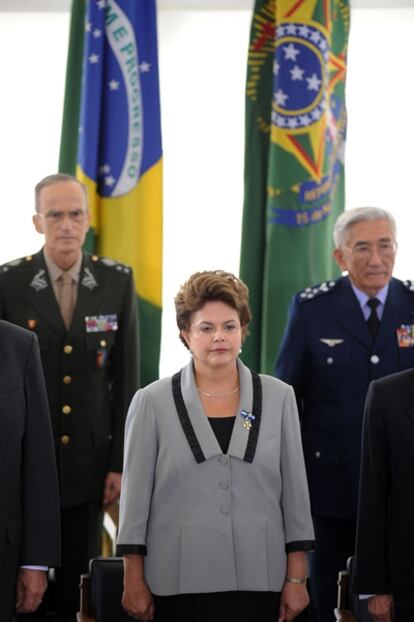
[326,357,333,365]
[63,375,72,384]
[91,255,99,262]
[64,345,73,354]
[25,255,33,262]
[218,456,229,465]
[315,451,321,458]
[370,354,380,364]
[61,435,70,445]
[219,481,229,490]
[100,339,107,348]
[220,505,230,515]
[62,405,72,415]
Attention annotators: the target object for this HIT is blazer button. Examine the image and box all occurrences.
[100,339,107,348]
[63,375,72,384]
[62,405,72,415]
[64,345,73,354]
[315,451,321,458]
[370,354,380,364]
[219,481,229,490]
[326,357,333,365]
[61,435,70,445]
[220,505,230,515]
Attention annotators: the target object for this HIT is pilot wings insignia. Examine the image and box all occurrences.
[320,338,344,348]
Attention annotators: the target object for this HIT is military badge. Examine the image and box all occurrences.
[320,338,344,348]
[30,269,48,292]
[81,268,98,290]
[85,314,118,332]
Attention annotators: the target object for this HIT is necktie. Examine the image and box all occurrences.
[59,272,74,329]
[366,298,380,338]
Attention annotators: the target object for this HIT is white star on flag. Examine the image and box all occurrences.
[104,175,116,187]
[311,30,321,44]
[139,61,151,73]
[99,164,111,174]
[307,73,321,91]
[97,0,106,9]
[85,22,92,32]
[290,65,304,81]
[89,54,99,64]
[283,43,300,62]
[275,89,289,106]
[93,29,102,38]
[273,60,280,75]
[286,23,297,35]
[108,80,120,90]
[299,114,311,126]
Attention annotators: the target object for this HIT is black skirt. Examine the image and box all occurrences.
[153,591,281,622]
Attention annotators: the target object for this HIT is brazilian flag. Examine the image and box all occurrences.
[59,0,162,386]
[240,0,349,374]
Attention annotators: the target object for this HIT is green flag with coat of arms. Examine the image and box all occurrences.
[240,0,350,374]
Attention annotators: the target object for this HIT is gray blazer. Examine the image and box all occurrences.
[117,359,314,595]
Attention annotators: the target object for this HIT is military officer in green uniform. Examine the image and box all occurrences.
[0,173,140,621]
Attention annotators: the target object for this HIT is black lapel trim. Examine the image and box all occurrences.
[243,369,263,463]
[172,370,206,464]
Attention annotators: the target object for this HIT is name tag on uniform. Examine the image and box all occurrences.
[396,324,414,348]
[85,314,118,333]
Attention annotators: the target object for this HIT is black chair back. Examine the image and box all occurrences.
[89,557,130,622]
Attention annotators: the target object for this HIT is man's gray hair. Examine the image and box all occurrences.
[333,207,396,248]
[34,173,88,213]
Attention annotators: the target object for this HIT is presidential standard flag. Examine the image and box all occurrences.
[59,0,163,386]
[240,0,349,374]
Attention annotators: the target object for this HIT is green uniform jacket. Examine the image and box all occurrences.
[0,249,140,508]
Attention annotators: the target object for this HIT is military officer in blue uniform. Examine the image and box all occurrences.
[275,207,414,622]
[0,174,140,622]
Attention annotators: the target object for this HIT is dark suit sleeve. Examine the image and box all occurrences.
[109,271,140,473]
[353,380,391,594]
[275,296,307,415]
[20,333,60,567]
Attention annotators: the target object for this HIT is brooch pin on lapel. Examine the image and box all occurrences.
[240,410,255,431]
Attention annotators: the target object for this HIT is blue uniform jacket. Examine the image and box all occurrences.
[275,275,414,519]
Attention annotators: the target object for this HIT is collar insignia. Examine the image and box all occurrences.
[30,269,48,292]
[81,268,98,290]
[320,338,344,348]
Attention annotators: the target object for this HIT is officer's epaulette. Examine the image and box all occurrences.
[0,255,34,275]
[90,254,132,274]
[403,280,414,292]
[297,279,338,302]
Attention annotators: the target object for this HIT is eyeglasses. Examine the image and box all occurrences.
[38,209,87,224]
[343,241,397,258]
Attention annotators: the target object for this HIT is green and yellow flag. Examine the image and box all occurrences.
[240,0,349,373]
[59,0,162,386]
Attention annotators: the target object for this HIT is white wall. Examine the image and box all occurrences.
[0,7,413,375]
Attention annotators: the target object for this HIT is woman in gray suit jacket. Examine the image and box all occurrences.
[117,271,314,622]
